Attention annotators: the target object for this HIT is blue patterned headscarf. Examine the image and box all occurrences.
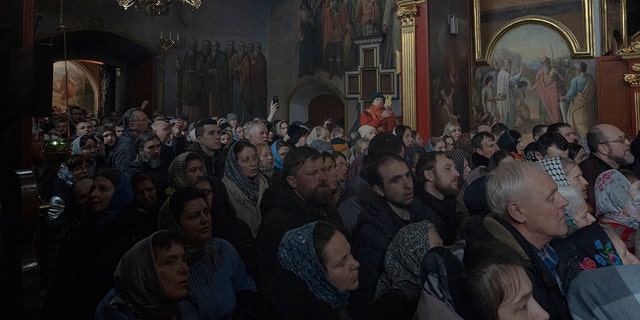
[277,222,349,309]
[595,169,640,228]
[271,141,284,170]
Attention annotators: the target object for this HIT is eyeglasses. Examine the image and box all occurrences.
[602,137,627,144]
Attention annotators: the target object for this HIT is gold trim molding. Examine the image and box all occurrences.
[632,63,640,72]
[618,31,640,59]
[624,74,640,87]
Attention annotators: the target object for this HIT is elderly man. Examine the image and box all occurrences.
[580,124,634,209]
[470,161,580,320]
[256,146,344,294]
[244,120,269,145]
[127,131,169,193]
[110,107,151,173]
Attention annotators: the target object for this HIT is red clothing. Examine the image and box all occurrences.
[360,105,396,132]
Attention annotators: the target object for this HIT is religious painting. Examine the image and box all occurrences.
[472,23,597,138]
[52,61,97,114]
[296,0,400,79]
[428,0,471,137]
[473,0,595,63]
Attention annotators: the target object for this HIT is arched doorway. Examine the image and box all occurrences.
[308,95,344,127]
[288,81,348,129]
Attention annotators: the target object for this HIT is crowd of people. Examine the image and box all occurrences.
[32,93,640,319]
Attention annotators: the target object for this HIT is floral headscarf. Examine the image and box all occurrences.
[567,223,622,270]
[277,222,349,309]
[168,152,204,189]
[595,169,640,228]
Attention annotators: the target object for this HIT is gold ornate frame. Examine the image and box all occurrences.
[473,0,594,64]
[601,0,627,54]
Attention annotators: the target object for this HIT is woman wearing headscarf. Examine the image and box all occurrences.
[167,151,206,193]
[45,168,155,319]
[374,220,443,319]
[567,222,640,271]
[158,187,259,319]
[71,133,98,175]
[595,169,640,254]
[265,221,360,319]
[223,141,269,238]
[270,139,290,174]
[95,231,189,320]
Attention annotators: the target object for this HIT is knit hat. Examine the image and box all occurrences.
[288,124,310,147]
[370,92,384,103]
[358,125,376,138]
[226,113,238,121]
[331,137,349,153]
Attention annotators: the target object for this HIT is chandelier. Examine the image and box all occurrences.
[117,0,201,15]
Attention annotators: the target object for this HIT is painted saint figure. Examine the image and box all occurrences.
[530,56,564,123]
[561,61,596,138]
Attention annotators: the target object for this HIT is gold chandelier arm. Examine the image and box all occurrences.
[181,0,201,9]
[116,0,137,10]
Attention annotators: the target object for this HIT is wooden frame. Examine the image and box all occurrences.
[473,0,595,63]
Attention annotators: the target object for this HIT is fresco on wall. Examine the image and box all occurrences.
[176,39,267,122]
[473,24,596,138]
[428,0,470,137]
[52,61,96,114]
[296,0,400,79]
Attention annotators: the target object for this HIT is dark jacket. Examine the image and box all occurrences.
[350,196,434,320]
[578,153,612,210]
[471,152,489,169]
[127,156,170,193]
[256,176,344,294]
[44,206,155,320]
[468,214,581,320]
[111,132,137,174]
[414,186,458,245]
[265,268,353,320]
[186,142,227,179]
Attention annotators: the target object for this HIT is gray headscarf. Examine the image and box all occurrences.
[111,230,179,319]
[168,152,204,189]
[224,142,261,206]
[375,220,437,302]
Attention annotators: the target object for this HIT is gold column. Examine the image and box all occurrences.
[397,1,421,129]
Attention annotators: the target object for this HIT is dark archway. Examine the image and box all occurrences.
[308,95,344,128]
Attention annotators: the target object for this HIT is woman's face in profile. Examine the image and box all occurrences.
[497,267,549,320]
[322,232,360,293]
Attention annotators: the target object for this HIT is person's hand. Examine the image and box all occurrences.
[381,109,392,118]
[270,100,279,114]
[173,119,185,137]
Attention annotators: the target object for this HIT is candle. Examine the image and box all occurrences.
[169,32,172,40]
[177,33,179,41]
[160,31,163,39]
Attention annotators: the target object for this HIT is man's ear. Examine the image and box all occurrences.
[506,201,526,223]
[474,147,482,156]
[423,169,435,183]
[597,143,609,156]
[372,184,385,197]
[286,175,297,189]
[196,135,203,144]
